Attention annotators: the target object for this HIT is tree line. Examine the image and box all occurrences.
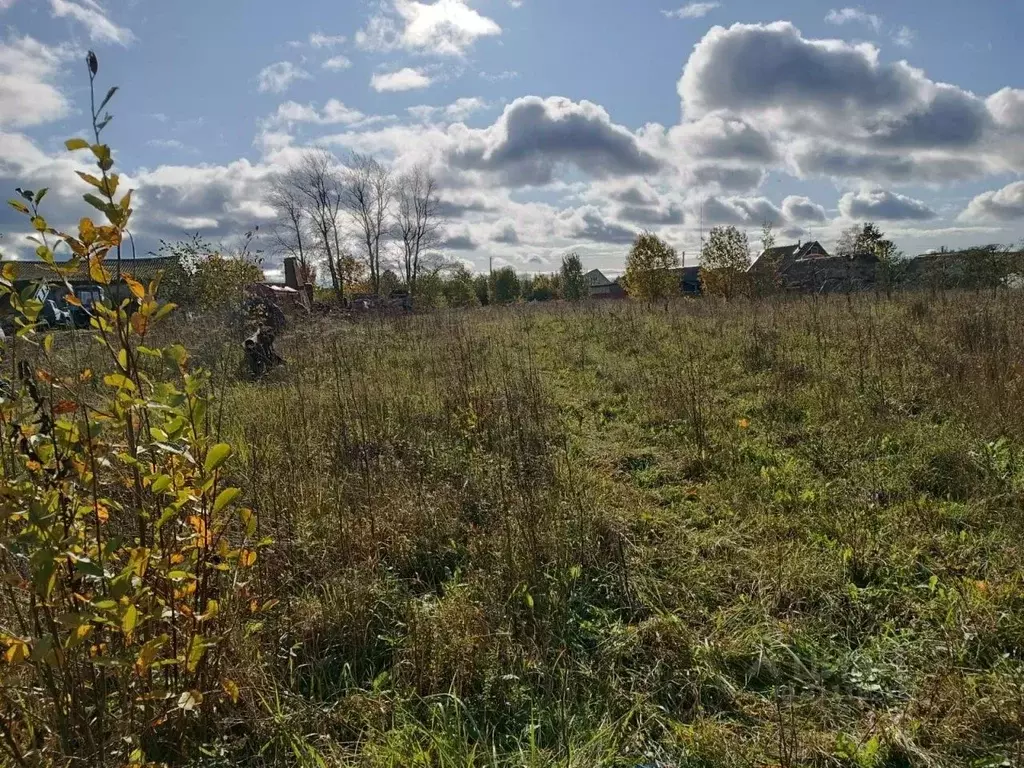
[266,148,445,301]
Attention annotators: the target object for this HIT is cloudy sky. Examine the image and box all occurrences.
[2,0,1024,276]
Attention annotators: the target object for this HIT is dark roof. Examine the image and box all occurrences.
[750,241,830,273]
[584,268,614,287]
[4,256,177,284]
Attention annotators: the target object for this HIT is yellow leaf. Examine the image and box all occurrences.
[65,138,90,151]
[76,171,103,189]
[238,549,257,568]
[31,216,47,232]
[222,678,240,704]
[124,275,145,300]
[737,418,750,429]
[7,199,29,214]
[121,604,138,637]
[178,689,203,711]
[95,503,109,523]
[135,635,167,675]
[65,293,83,308]
[185,637,205,674]
[79,217,96,245]
[89,255,111,285]
[5,639,29,665]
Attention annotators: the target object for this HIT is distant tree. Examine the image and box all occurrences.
[341,152,394,295]
[160,233,264,311]
[394,164,442,298]
[560,252,586,301]
[700,226,751,300]
[442,265,479,308]
[529,273,557,301]
[473,273,490,306]
[622,232,680,302]
[760,220,776,256]
[837,222,907,295]
[379,268,402,297]
[490,266,521,304]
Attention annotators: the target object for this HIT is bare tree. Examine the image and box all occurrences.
[286,148,345,302]
[341,153,394,295]
[267,174,311,281]
[394,165,442,297]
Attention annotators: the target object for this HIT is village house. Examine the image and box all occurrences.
[584,268,626,299]
[748,241,879,294]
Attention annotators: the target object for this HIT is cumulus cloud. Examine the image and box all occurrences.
[442,232,477,250]
[310,32,346,48]
[663,2,720,19]
[268,99,368,126]
[825,8,882,32]
[408,97,489,123]
[838,188,936,221]
[701,195,783,226]
[0,35,74,129]
[959,181,1024,222]
[257,62,311,94]
[371,67,432,92]
[49,0,134,46]
[357,0,501,57]
[781,195,827,223]
[491,223,519,244]
[323,55,352,71]
[449,96,663,186]
[561,207,637,245]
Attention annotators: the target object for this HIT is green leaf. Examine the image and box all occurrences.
[65,138,90,151]
[204,443,232,474]
[213,487,241,514]
[103,373,136,391]
[98,86,118,112]
[34,188,48,204]
[7,199,29,214]
[76,171,103,189]
[83,193,111,216]
[185,636,205,673]
[150,475,172,494]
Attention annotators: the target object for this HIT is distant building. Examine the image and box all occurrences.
[584,269,625,299]
[748,241,879,294]
[668,266,702,295]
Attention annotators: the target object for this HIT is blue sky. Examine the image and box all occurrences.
[2,0,1024,276]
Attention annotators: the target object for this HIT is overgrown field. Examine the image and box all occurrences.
[10,290,1024,766]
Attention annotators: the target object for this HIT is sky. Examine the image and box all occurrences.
[2,0,1024,277]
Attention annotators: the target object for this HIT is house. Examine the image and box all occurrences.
[584,269,625,299]
[748,241,879,294]
[668,266,702,295]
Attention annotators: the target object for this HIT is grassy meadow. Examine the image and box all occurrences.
[8,289,1024,767]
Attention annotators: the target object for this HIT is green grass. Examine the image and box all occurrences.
[22,291,1024,766]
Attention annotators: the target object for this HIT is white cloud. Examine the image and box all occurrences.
[49,0,135,46]
[893,26,916,48]
[371,67,432,92]
[147,138,187,150]
[0,0,19,9]
[257,62,311,94]
[824,8,882,32]
[408,97,489,122]
[663,2,720,20]
[838,188,936,221]
[323,55,352,71]
[357,0,501,57]
[959,182,1024,222]
[268,99,372,126]
[309,32,346,48]
[0,35,73,129]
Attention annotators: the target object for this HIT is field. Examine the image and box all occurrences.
[7,289,1024,767]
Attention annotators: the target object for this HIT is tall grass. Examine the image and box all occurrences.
[7,289,1024,766]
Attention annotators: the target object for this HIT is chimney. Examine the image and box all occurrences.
[284,257,301,289]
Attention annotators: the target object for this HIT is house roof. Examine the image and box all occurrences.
[750,241,829,272]
[584,268,614,287]
[5,256,177,284]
